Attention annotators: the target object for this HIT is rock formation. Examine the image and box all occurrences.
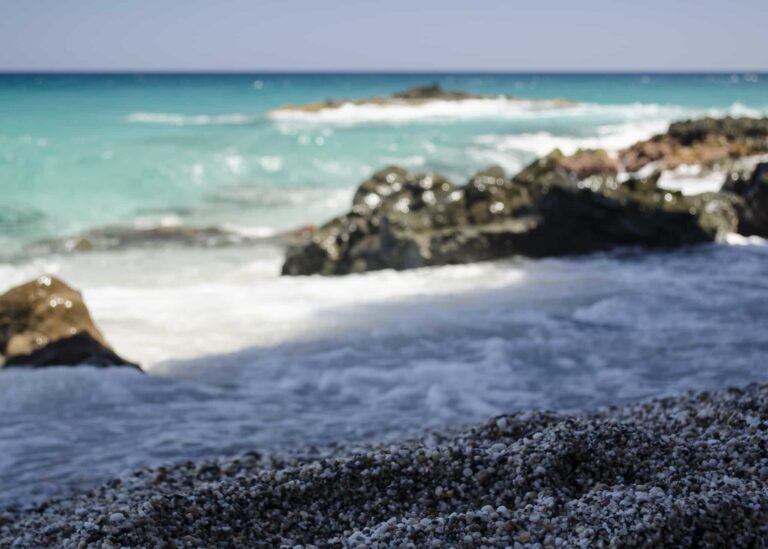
[282,155,736,276]
[271,84,573,114]
[0,276,140,369]
[619,117,768,172]
[283,117,768,276]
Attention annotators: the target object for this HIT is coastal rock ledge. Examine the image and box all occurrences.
[283,117,768,276]
[271,83,572,115]
[0,276,139,369]
[1,383,766,547]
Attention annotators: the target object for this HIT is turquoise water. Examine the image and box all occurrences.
[2,73,767,250]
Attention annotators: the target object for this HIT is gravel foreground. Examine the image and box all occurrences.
[2,383,767,548]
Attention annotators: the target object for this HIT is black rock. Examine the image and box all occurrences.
[282,150,741,276]
[3,332,141,370]
[722,162,768,237]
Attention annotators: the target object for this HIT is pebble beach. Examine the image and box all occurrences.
[3,382,766,548]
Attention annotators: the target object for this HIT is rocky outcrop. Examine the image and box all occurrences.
[513,148,619,187]
[391,84,477,101]
[0,276,139,369]
[283,114,768,276]
[273,84,491,114]
[271,84,573,114]
[282,150,744,276]
[620,117,768,172]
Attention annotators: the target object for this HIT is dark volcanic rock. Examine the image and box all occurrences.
[391,83,476,101]
[3,332,141,369]
[0,276,139,370]
[282,151,739,276]
[284,117,768,276]
[721,162,768,237]
[514,149,619,187]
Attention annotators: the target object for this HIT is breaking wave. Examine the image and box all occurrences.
[125,112,260,126]
[269,98,578,124]
[473,120,670,158]
[268,99,766,127]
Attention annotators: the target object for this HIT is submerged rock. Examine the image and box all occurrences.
[282,149,740,276]
[32,223,314,256]
[34,224,251,254]
[620,116,768,172]
[0,276,139,369]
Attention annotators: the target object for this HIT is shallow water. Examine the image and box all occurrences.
[2,73,768,250]
[1,73,768,507]
[1,242,767,507]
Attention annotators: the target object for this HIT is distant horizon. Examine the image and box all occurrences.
[1,69,767,74]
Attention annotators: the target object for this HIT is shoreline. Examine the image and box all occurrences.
[2,381,766,546]
[2,93,767,546]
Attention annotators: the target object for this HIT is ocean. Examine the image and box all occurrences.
[1,72,767,507]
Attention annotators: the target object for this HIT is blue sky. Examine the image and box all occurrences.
[0,0,765,71]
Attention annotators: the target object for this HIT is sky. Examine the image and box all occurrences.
[0,0,765,71]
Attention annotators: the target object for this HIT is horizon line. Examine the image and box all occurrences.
[1,68,767,75]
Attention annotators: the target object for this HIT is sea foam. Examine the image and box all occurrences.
[2,243,767,507]
[269,99,767,127]
[125,112,258,126]
[268,98,578,125]
[474,120,670,157]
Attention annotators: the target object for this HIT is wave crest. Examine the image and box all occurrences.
[268,98,577,125]
[125,112,258,126]
[269,99,767,126]
[473,121,670,158]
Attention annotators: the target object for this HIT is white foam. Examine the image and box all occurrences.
[656,165,727,195]
[224,154,244,174]
[474,120,669,157]
[93,257,527,365]
[131,214,184,229]
[220,224,278,239]
[268,98,578,125]
[722,233,767,246]
[2,243,767,507]
[255,155,284,172]
[706,101,763,118]
[655,155,768,196]
[0,247,526,366]
[125,112,257,126]
[379,155,427,168]
[126,101,765,129]
[469,100,768,172]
